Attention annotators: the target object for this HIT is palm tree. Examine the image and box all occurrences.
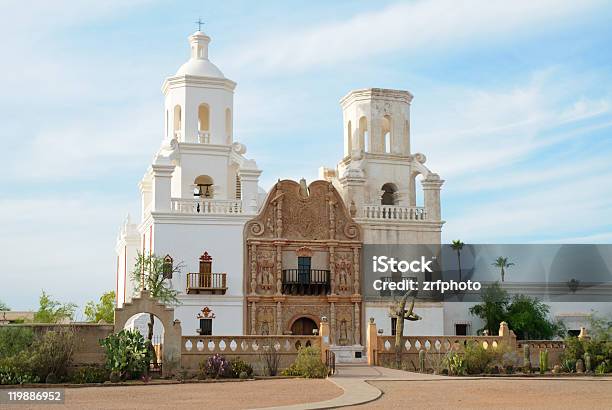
[130,252,183,367]
[492,257,514,282]
[450,240,465,281]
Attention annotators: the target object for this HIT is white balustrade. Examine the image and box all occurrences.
[197,131,211,144]
[170,198,244,215]
[360,204,427,221]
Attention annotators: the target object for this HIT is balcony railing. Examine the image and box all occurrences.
[197,131,211,144]
[359,205,426,221]
[282,269,330,295]
[187,272,227,294]
[170,198,244,215]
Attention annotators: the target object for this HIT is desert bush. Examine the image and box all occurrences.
[200,354,231,379]
[30,327,76,382]
[69,366,108,384]
[259,338,282,376]
[0,352,39,385]
[0,327,35,359]
[561,335,611,373]
[463,342,504,375]
[229,358,253,379]
[100,330,152,380]
[444,351,466,376]
[281,346,327,378]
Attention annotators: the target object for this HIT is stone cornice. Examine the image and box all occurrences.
[178,142,232,156]
[162,75,236,94]
[340,88,414,108]
[148,212,254,225]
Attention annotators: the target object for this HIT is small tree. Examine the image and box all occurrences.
[492,256,514,282]
[84,291,116,323]
[451,240,465,281]
[469,282,509,335]
[129,252,183,366]
[0,300,10,311]
[33,291,77,323]
[389,292,421,368]
[506,295,565,339]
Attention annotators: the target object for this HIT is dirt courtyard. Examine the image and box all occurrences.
[349,378,612,409]
[19,378,342,410]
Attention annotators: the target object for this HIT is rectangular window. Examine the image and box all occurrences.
[199,318,212,335]
[391,317,397,336]
[455,323,468,336]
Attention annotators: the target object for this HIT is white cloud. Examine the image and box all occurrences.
[222,0,606,74]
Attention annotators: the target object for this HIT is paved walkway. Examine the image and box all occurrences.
[255,364,446,410]
[255,365,611,410]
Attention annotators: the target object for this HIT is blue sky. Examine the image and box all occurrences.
[1,0,612,312]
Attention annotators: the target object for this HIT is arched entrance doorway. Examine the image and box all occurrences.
[291,317,317,335]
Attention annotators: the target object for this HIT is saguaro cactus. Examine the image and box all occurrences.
[584,352,592,373]
[389,292,421,368]
[419,349,426,373]
[523,344,531,371]
[539,350,549,374]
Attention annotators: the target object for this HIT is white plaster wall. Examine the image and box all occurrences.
[152,219,247,297]
[173,148,232,199]
[174,296,243,336]
[365,303,444,336]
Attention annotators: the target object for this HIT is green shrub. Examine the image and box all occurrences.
[69,366,108,384]
[561,358,575,373]
[594,360,611,375]
[562,336,611,372]
[0,327,34,359]
[100,330,152,380]
[229,358,253,379]
[281,347,327,378]
[0,352,39,385]
[463,342,503,375]
[29,327,76,382]
[444,351,466,376]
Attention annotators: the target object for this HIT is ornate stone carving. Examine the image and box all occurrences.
[257,250,275,292]
[336,305,354,346]
[335,253,354,294]
[256,306,275,335]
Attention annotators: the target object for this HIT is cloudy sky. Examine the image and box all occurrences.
[1,0,611,312]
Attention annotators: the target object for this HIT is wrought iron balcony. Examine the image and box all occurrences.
[282,269,330,296]
[187,272,227,295]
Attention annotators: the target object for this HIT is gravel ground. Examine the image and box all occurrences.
[19,379,342,410]
[349,378,612,409]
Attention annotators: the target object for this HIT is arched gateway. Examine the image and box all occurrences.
[114,291,182,377]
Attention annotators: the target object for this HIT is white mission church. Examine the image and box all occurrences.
[114,30,609,360]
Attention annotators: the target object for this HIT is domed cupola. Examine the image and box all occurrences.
[175,31,226,78]
[162,30,236,145]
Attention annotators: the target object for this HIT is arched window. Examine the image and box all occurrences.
[173,105,182,138]
[359,116,368,152]
[225,108,232,143]
[198,104,210,143]
[381,183,397,205]
[382,115,392,153]
[194,175,214,199]
[347,120,352,153]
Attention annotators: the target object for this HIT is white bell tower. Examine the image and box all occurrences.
[162,30,236,145]
[323,88,444,244]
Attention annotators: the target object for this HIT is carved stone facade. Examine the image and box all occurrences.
[244,180,363,346]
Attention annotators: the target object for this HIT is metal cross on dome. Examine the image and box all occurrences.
[195,18,205,31]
